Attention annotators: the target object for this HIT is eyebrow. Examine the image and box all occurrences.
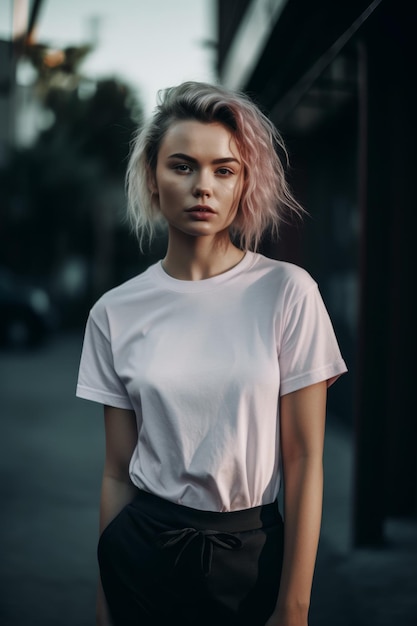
[167,153,241,165]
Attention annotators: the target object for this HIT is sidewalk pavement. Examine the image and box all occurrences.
[311,416,417,626]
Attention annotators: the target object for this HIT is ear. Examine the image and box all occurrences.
[146,167,158,195]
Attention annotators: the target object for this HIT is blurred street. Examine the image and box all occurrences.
[0,331,102,626]
[1,332,416,626]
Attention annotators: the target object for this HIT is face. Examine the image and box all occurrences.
[149,120,244,242]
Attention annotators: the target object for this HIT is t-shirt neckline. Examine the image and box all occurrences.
[152,250,255,292]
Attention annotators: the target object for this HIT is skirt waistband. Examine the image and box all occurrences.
[130,489,281,533]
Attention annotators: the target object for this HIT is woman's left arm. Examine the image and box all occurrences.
[266,380,327,626]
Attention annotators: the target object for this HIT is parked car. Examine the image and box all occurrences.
[0,268,56,349]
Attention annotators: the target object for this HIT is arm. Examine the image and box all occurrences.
[266,381,327,626]
[97,405,139,626]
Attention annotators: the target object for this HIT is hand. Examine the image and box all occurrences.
[265,617,308,626]
[264,605,309,626]
[96,610,114,626]
[96,581,114,626]
[96,606,114,626]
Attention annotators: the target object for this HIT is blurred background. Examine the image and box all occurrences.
[0,1,416,625]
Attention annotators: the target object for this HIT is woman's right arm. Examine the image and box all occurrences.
[97,405,139,626]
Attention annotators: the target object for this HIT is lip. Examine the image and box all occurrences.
[185,205,216,214]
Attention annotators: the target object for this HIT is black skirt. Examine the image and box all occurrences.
[98,489,284,626]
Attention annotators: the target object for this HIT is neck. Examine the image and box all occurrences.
[162,230,245,281]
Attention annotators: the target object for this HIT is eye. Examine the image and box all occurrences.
[216,167,234,176]
[173,164,192,173]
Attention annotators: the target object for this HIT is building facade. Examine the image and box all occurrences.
[217,0,416,546]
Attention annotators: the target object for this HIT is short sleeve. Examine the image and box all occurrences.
[278,284,347,396]
[76,311,133,409]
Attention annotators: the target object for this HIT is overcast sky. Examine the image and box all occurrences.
[1,0,217,115]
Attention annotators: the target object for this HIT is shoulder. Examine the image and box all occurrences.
[88,262,158,327]
[250,252,317,296]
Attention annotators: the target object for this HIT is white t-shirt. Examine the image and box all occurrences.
[76,251,347,512]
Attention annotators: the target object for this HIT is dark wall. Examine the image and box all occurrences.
[217,0,417,538]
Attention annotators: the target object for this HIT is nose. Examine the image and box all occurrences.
[192,170,212,199]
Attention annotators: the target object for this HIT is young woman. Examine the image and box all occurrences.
[76,81,347,626]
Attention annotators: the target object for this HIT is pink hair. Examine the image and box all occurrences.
[126,81,305,251]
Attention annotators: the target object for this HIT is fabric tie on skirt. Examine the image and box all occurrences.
[157,527,243,576]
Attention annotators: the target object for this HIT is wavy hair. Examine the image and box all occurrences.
[125,81,305,251]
